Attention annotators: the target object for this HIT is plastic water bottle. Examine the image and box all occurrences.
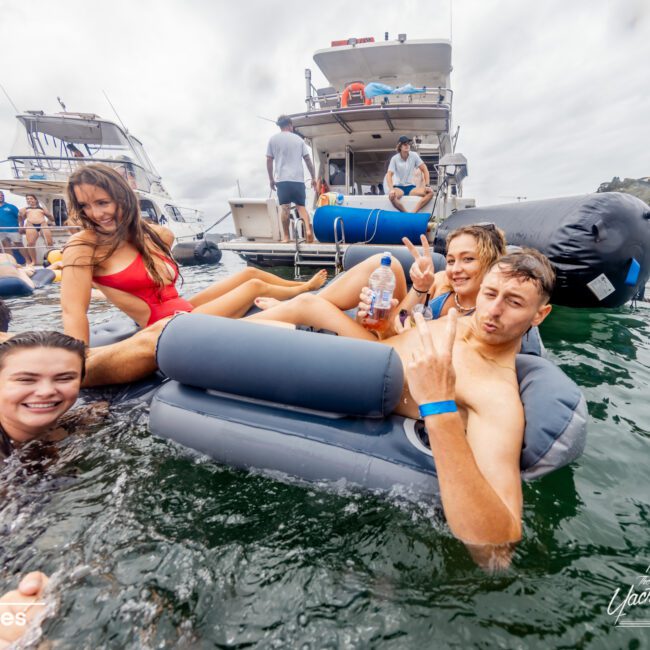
[364,253,396,332]
[335,193,344,206]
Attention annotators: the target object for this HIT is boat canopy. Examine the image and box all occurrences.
[9,113,158,176]
[290,104,450,151]
[313,39,452,90]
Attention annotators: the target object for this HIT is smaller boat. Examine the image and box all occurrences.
[0,109,221,265]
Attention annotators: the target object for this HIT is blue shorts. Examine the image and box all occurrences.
[395,184,416,196]
[276,181,306,207]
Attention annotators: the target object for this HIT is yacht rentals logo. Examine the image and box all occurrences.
[608,564,650,627]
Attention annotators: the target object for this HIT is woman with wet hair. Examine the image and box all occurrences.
[61,164,327,344]
[0,331,86,461]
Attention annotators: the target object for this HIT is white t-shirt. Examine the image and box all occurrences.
[388,151,424,186]
[266,131,310,183]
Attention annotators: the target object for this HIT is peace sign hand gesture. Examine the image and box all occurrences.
[402,235,435,294]
[405,309,459,406]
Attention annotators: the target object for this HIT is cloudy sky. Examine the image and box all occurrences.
[1,0,648,226]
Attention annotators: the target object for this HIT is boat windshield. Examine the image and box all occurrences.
[7,114,165,193]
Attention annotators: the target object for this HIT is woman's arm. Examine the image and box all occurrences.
[61,235,96,344]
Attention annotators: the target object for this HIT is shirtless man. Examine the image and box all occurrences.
[246,249,555,549]
[18,195,54,265]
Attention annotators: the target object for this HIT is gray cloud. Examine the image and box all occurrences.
[0,0,648,227]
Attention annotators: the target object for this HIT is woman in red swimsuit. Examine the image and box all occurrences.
[61,164,327,344]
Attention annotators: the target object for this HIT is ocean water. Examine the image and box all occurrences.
[1,252,650,649]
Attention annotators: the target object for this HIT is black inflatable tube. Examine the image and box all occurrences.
[434,192,650,308]
[173,240,222,266]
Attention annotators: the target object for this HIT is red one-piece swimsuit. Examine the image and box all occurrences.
[93,253,194,326]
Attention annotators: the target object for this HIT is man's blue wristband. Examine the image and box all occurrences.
[418,400,458,417]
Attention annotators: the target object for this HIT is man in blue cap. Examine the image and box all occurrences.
[386,136,434,213]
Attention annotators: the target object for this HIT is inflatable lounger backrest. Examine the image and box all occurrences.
[156,313,404,417]
[343,244,446,281]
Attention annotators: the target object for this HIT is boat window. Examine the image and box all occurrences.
[328,159,346,186]
[164,204,186,223]
[139,199,159,223]
[52,198,68,226]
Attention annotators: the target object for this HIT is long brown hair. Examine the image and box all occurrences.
[65,163,177,290]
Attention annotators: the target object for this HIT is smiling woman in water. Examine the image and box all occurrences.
[0,331,86,460]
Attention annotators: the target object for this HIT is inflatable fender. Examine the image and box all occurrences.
[434,193,650,307]
[172,240,222,266]
[314,205,430,245]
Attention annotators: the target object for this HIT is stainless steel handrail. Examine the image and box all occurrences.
[307,87,454,112]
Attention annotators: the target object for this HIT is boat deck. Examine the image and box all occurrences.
[218,240,393,274]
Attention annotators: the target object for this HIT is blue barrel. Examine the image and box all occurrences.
[313,206,430,245]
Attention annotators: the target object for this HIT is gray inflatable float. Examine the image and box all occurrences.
[148,314,587,498]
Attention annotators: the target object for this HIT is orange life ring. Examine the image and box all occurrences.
[341,82,372,108]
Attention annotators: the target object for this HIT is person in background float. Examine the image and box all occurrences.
[61,164,327,344]
[386,135,434,213]
[266,115,316,243]
[18,195,54,265]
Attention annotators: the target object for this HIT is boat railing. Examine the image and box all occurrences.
[307,86,453,112]
[7,156,164,195]
[165,205,204,225]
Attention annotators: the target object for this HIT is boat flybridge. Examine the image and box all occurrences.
[220,34,475,275]
[0,110,218,263]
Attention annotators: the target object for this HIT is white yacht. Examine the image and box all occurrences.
[220,34,475,274]
[0,110,219,263]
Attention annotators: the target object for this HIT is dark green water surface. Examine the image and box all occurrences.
[1,253,649,649]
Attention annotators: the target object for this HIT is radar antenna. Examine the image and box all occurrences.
[102,90,129,134]
[0,83,19,113]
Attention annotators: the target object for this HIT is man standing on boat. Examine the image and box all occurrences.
[266,115,316,243]
[0,191,27,263]
[386,136,434,213]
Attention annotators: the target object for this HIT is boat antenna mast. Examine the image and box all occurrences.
[57,96,67,111]
[102,90,129,134]
[0,82,19,113]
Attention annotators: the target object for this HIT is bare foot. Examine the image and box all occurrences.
[305,269,328,291]
[254,297,280,310]
[280,238,291,244]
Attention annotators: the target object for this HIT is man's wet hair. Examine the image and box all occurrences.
[0,331,87,379]
[276,115,292,128]
[489,248,556,303]
[0,299,10,333]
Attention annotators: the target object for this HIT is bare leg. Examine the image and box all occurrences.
[247,292,377,340]
[280,203,291,242]
[296,205,314,243]
[410,187,434,213]
[193,276,327,319]
[83,318,168,387]
[389,187,406,212]
[24,227,39,265]
[318,254,408,310]
[188,266,326,307]
[41,226,54,247]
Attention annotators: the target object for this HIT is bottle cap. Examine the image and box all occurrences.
[381,252,392,266]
